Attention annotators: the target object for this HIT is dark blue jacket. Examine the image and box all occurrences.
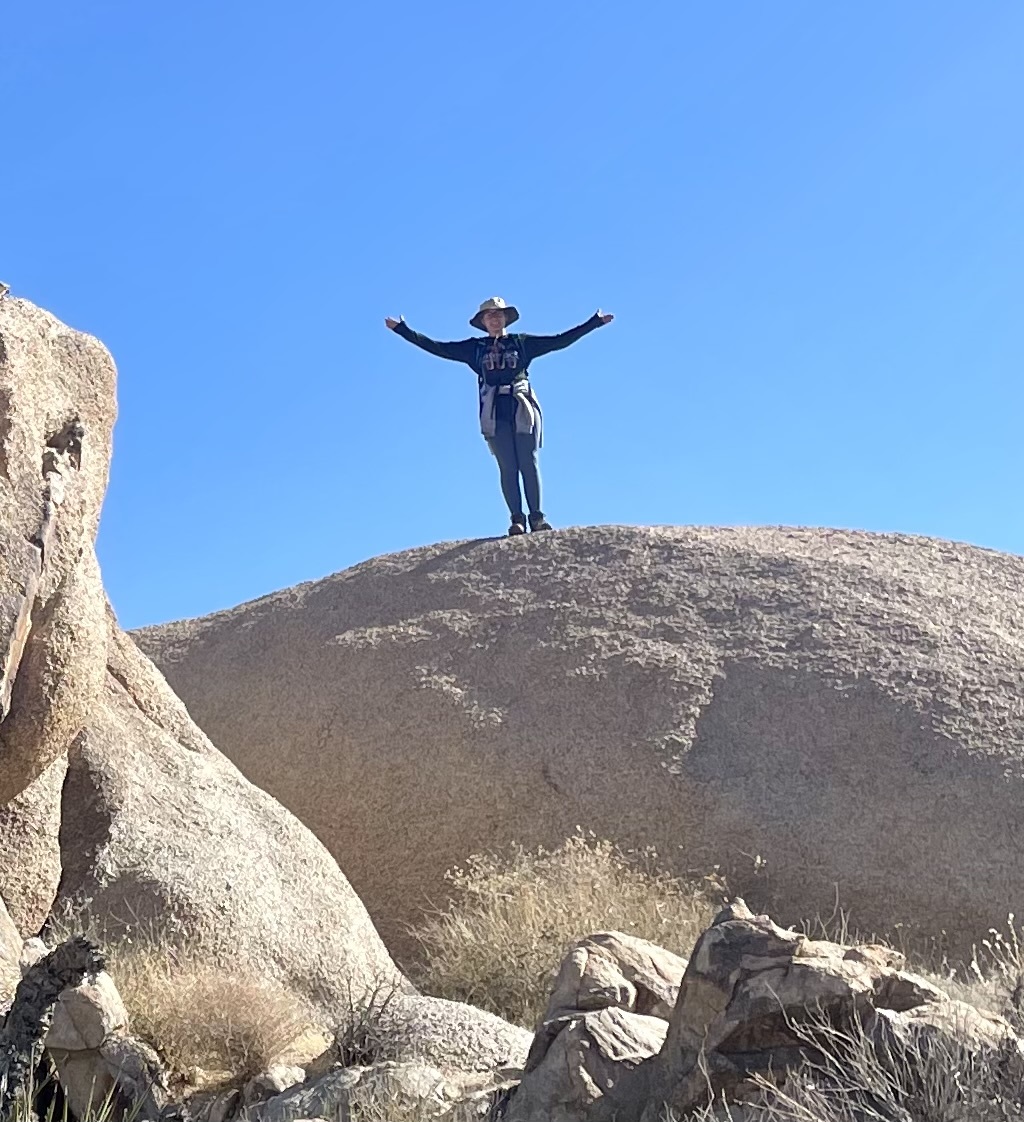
[393,314,605,428]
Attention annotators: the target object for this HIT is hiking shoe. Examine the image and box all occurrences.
[508,516,527,537]
[529,513,553,531]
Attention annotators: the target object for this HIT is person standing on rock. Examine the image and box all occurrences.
[385,298,613,536]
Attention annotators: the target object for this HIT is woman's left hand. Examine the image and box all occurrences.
[597,311,615,325]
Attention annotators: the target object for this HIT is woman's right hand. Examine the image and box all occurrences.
[385,316,401,330]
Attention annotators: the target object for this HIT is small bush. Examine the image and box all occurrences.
[332,979,409,1068]
[41,908,315,1088]
[910,915,1024,1032]
[406,832,722,1028]
[110,943,314,1085]
[672,1005,1024,1122]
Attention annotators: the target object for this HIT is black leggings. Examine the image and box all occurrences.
[485,423,542,518]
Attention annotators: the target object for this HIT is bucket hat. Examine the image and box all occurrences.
[470,296,520,331]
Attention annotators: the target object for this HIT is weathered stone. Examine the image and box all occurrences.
[522,931,688,1093]
[0,299,114,807]
[48,1050,118,1119]
[18,938,47,973]
[0,936,105,1122]
[507,1007,667,1122]
[0,755,67,932]
[45,972,128,1050]
[97,1032,168,1118]
[542,932,687,1025]
[191,1087,240,1122]
[843,944,906,971]
[0,298,406,1024]
[242,1065,307,1107]
[352,1063,452,1114]
[46,1036,166,1122]
[244,1064,432,1122]
[584,903,983,1122]
[383,994,531,1073]
[320,992,530,1076]
[659,901,944,1068]
[0,895,19,1010]
[869,999,1024,1060]
[246,1061,512,1122]
[51,620,406,1019]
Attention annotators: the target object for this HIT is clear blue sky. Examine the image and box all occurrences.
[4,2,1021,628]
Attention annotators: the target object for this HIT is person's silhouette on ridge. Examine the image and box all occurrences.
[386,297,613,536]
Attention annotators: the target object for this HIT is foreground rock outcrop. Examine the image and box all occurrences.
[12,937,168,1122]
[538,932,688,1027]
[510,933,686,1122]
[11,910,1017,1122]
[0,936,108,1122]
[0,298,402,1016]
[139,525,1024,955]
[506,902,1024,1122]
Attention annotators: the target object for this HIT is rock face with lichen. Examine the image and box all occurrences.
[139,523,1024,958]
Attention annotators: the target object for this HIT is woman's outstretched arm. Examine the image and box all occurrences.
[521,311,614,363]
[385,317,476,363]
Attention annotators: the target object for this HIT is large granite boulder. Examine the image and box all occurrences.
[48,614,406,1015]
[0,297,404,1020]
[138,526,1024,956]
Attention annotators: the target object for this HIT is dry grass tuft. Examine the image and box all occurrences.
[4,1067,125,1122]
[913,914,1024,1032]
[406,831,722,1028]
[41,908,316,1088]
[331,979,410,1068]
[112,944,314,1085]
[674,1005,1024,1122]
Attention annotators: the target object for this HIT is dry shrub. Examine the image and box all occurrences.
[332,979,409,1068]
[908,915,1024,1036]
[406,831,722,1028]
[41,907,315,1088]
[108,942,314,1085]
[673,1005,1024,1122]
